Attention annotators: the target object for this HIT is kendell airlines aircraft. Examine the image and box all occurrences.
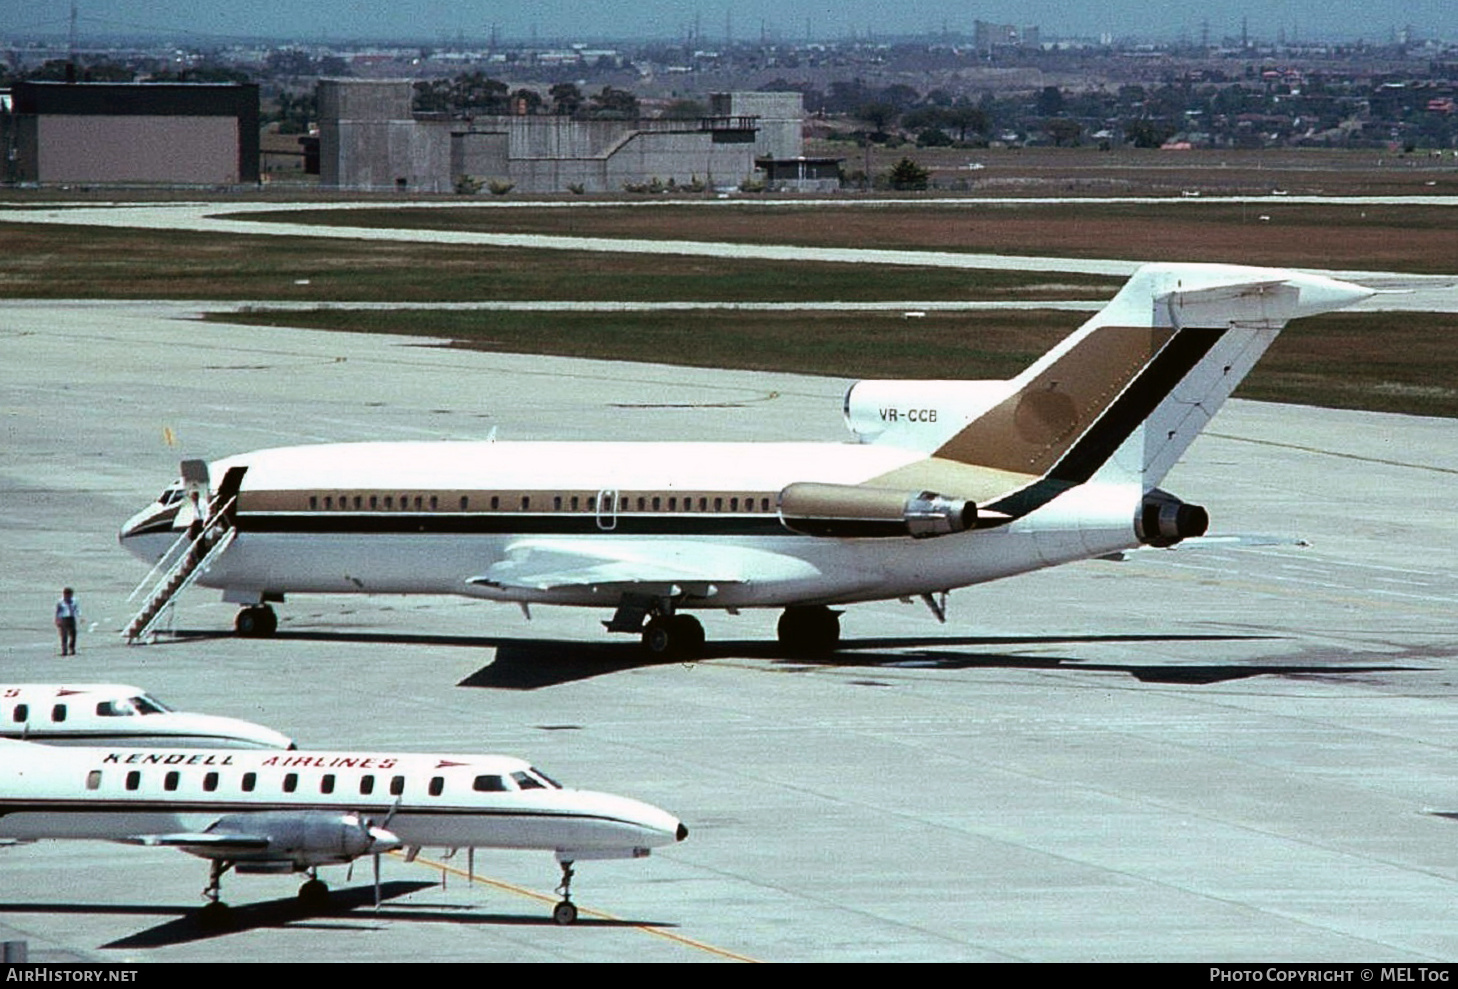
[0,739,685,925]
[0,684,294,749]
[119,263,1371,656]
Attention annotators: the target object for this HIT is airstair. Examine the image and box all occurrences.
[122,497,236,644]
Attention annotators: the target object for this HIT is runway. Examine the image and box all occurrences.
[1,300,1456,962]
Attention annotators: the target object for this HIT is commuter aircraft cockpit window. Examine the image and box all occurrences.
[512,769,562,790]
[158,483,186,506]
[95,694,173,717]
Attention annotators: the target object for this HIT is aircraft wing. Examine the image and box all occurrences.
[468,538,823,597]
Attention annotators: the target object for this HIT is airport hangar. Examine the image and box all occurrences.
[0,216,1455,960]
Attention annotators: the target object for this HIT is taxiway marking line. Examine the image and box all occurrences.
[408,852,759,963]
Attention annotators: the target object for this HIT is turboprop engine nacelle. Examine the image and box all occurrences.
[190,811,401,869]
[1135,489,1210,548]
[779,482,976,539]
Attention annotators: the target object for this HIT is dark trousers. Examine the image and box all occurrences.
[57,618,76,654]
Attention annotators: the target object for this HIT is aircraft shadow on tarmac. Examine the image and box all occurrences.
[169,627,1419,691]
[1,879,658,949]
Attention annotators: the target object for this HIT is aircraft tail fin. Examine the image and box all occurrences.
[932,263,1370,503]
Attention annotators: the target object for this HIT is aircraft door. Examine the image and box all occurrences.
[596,489,618,531]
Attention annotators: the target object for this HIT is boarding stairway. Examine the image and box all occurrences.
[122,497,236,644]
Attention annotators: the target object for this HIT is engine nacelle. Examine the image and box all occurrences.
[779,482,975,539]
[189,811,400,868]
[1135,489,1210,548]
[843,379,1015,446]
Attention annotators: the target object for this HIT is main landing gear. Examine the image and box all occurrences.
[641,614,705,658]
[234,604,277,638]
[197,861,335,927]
[552,860,578,925]
[776,605,841,656]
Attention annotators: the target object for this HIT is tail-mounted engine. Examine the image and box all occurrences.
[778,482,975,539]
[1136,489,1209,548]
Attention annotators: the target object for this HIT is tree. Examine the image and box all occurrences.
[887,157,929,191]
[588,85,637,119]
[856,101,897,140]
[1045,118,1083,147]
[549,82,582,116]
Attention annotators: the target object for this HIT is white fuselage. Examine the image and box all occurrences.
[119,439,1143,610]
[0,741,685,859]
[0,685,295,749]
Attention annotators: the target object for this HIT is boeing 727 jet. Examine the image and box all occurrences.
[118,263,1372,656]
[0,739,685,925]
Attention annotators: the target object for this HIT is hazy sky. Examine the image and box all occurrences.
[4,0,1450,45]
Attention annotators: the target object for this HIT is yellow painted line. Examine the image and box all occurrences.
[404,851,759,963]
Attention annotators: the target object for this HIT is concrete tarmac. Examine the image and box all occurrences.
[1,301,1456,962]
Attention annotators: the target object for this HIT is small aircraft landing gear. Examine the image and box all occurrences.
[297,872,331,910]
[641,614,705,659]
[198,860,236,928]
[234,604,278,638]
[777,605,841,656]
[552,860,578,925]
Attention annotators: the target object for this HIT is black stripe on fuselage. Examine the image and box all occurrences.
[235,512,789,538]
[988,328,1227,520]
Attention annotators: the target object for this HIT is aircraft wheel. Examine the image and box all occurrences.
[552,900,578,926]
[297,878,330,909]
[669,614,705,656]
[777,606,841,656]
[234,605,278,638]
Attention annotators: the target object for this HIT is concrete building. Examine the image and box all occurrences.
[2,81,259,185]
[318,79,804,194]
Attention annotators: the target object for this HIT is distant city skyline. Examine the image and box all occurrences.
[2,0,1451,46]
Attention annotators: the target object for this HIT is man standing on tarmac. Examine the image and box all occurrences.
[55,587,80,656]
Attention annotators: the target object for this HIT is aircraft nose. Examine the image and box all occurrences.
[676,822,688,842]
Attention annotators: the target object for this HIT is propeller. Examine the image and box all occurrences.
[367,798,403,911]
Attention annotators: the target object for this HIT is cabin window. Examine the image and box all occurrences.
[461,496,470,511]
[51,704,66,723]
[369,495,378,510]
[204,772,219,792]
[283,773,298,793]
[761,498,771,512]
[488,496,497,511]
[164,771,180,792]
[360,775,375,796]
[390,775,405,796]
[637,497,646,511]
[353,495,363,510]
[125,771,141,791]
[699,497,708,511]
[428,776,445,797]
[242,772,257,792]
[429,496,438,511]
[571,495,580,511]
[669,497,677,511]
[320,774,335,795]
[86,770,101,790]
[383,496,392,510]
[730,497,739,511]
[473,775,508,792]
[553,495,562,511]
[415,496,423,510]
[11,704,26,723]
[714,497,723,512]
[652,496,661,511]
[521,496,531,511]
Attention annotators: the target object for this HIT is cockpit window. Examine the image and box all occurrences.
[510,769,560,791]
[132,694,172,715]
[473,775,508,792]
[96,700,136,717]
[528,767,562,789]
[158,484,186,506]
